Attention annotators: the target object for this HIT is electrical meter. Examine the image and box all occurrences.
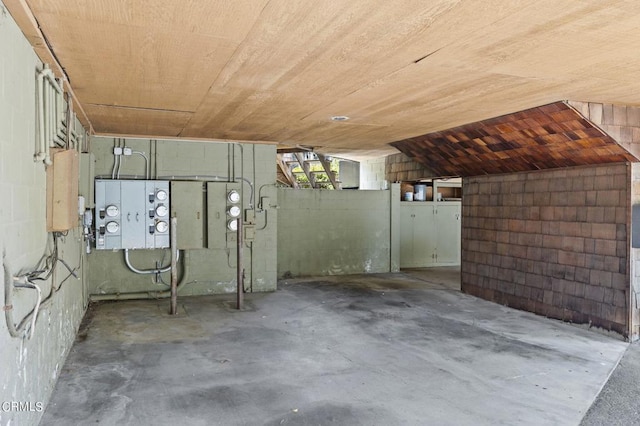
[156,189,168,201]
[227,190,240,204]
[155,221,169,233]
[106,205,119,217]
[155,204,168,217]
[106,221,119,233]
[227,205,241,217]
[227,219,238,231]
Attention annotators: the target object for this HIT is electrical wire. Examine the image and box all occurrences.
[13,279,41,340]
[117,155,123,179]
[4,232,81,339]
[112,138,119,179]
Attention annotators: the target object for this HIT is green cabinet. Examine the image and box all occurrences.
[399,202,461,268]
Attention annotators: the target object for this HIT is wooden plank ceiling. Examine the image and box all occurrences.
[391,102,638,177]
[9,0,640,158]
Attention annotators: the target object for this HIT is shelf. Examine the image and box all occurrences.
[400,177,462,202]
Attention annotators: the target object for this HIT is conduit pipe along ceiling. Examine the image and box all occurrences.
[5,1,640,158]
[391,102,639,177]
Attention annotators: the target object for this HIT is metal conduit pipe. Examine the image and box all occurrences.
[124,249,179,275]
[34,71,46,163]
[56,79,65,143]
[35,66,63,165]
[232,143,255,207]
[132,151,150,179]
[47,76,54,149]
[170,217,178,315]
[90,251,190,302]
[45,76,52,164]
[237,217,243,310]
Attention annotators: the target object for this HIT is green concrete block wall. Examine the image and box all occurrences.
[87,137,278,296]
[0,4,88,424]
[277,188,394,277]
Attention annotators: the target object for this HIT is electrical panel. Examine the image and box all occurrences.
[94,180,170,250]
[206,182,241,249]
[170,181,206,249]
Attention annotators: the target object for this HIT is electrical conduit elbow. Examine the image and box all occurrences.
[124,249,179,275]
[91,251,190,301]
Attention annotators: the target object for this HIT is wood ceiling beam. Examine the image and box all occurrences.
[93,132,279,146]
[276,147,314,154]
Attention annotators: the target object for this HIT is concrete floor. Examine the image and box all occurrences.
[42,267,627,425]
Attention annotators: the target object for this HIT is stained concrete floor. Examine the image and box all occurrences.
[42,268,628,425]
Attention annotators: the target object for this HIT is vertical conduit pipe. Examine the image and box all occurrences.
[57,79,65,143]
[170,217,178,315]
[43,78,50,151]
[237,216,243,310]
[45,80,53,165]
[35,71,46,163]
[47,79,53,147]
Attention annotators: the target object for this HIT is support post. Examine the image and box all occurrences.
[237,217,244,310]
[170,216,178,315]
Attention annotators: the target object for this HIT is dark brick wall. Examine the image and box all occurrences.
[462,163,630,337]
[385,153,436,182]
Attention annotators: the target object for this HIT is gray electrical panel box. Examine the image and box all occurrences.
[170,181,206,249]
[95,179,170,250]
[207,182,241,249]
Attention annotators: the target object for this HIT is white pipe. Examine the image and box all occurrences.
[42,67,63,94]
[47,78,56,147]
[57,79,64,135]
[45,80,50,146]
[45,80,53,165]
[34,71,46,162]
[35,66,63,165]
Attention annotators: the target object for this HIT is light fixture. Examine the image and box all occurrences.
[330,115,349,122]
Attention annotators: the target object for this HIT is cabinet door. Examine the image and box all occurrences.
[435,204,461,264]
[399,206,416,267]
[413,205,436,266]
